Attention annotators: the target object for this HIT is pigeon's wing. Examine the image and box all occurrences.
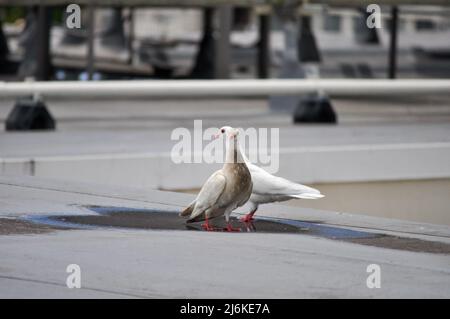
[180,199,196,217]
[188,171,227,220]
[237,180,253,207]
[249,163,322,197]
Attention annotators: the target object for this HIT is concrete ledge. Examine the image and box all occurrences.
[2,142,450,189]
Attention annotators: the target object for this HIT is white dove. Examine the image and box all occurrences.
[180,128,252,231]
[218,126,324,223]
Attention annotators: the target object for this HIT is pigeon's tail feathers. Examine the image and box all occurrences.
[186,212,205,223]
[290,193,325,200]
[290,183,321,195]
[180,200,196,217]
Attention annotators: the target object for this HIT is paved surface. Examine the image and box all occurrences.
[1,119,450,158]
[1,98,450,188]
[0,175,449,298]
[2,96,450,159]
[1,96,450,226]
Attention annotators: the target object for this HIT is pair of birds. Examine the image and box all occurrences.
[180,126,324,231]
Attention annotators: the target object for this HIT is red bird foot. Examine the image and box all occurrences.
[240,213,255,223]
[201,219,217,231]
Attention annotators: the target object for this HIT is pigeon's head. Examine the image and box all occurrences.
[216,126,239,140]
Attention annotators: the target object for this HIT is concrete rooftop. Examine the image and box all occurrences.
[1,95,450,298]
[0,175,449,298]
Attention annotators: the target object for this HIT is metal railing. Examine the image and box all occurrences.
[0,79,449,98]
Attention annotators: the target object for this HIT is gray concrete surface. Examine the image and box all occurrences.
[0,175,449,298]
[1,97,450,225]
[1,98,450,189]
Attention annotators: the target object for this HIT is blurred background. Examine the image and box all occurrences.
[0,1,449,226]
[1,3,450,80]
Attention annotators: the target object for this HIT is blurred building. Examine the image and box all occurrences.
[1,5,450,79]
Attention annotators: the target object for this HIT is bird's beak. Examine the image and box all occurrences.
[212,133,220,140]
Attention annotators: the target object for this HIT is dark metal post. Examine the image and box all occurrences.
[36,6,51,80]
[215,5,232,79]
[257,14,270,78]
[127,8,134,65]
[0,19,9,63]
[8,6,55,131]
[298,14,321,63]
[388,6,398,79]
[190,8,214,78]
[87,5,95,80]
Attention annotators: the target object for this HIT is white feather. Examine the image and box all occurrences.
[232,129,323,202]
[218,126,325,220]
[247,162,322,199]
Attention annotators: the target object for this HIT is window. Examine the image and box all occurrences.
[384,18,406,32]
[415,19,436,31]
[324,14,341,32]
[353,15,364,33]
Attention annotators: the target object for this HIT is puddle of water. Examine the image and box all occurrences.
[18,206,450,254]
[28,205,378,240]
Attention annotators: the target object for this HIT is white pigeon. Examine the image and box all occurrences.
[180,128,252,231]
[218,126,324,223]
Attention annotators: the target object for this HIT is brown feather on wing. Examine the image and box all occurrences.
[180,200,196,217]
[186,171,227,222]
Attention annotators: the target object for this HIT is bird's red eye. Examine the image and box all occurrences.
[221,129,225,133]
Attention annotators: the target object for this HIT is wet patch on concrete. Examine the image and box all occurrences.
[32,206,376,239]
[0,218,69,235]
[14,206,450,254]
[345,236,450,255]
